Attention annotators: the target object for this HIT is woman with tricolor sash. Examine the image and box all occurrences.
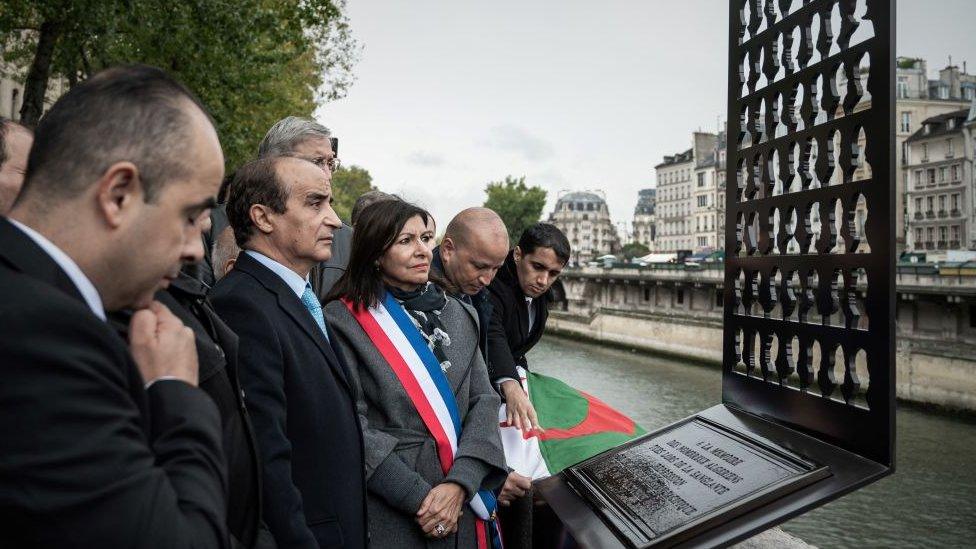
[325,200,507,548]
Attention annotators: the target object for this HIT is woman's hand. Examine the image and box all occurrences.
[502,380,543,433]
[416,482,466,537]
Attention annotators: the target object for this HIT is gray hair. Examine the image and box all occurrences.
[257,116,331,158]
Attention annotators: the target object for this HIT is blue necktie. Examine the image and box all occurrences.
[301,284,330,342]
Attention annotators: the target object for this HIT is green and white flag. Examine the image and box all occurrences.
[499,366,646,480]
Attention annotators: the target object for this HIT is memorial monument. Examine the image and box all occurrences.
[536,1,896,546]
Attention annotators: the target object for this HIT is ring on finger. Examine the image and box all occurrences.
[434,523,446,536]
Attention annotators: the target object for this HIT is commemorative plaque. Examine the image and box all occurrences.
[563,417,829,548]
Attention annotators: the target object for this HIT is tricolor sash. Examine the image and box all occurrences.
[343,292,502,549]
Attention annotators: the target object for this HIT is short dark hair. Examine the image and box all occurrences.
[21,64,209,204]
[327,199,434,309]
[517,222,571,264]
[225,157,288,248]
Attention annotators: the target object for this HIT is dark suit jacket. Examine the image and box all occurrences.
[0,218,228,548]
[211,251,367,549]
[110,272,274,549]
[431,246,493,362]
[309,223,352,303]
[485,251,550,384]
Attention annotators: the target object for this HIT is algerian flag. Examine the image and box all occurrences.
[499,367,646,480]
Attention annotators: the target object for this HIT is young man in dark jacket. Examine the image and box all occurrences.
[485,222,571,548]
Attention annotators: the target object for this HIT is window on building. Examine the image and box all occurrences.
[951,225,960,241]
[965,87,976,101]
[644,288,651,301]
[698,236,706,247]
[939,195,947,211]
[582,213,588,220]
[927,196,934,211]
[939,226,948,242]
[915,197,923,212]
[715,289,724,307]
[914,170,922,186]
[897,77,909,99]
[928,169,936,184]
[697,195,707,207]
[939,167,947,182]
[939,84,950,99]
[915,227,923,242]
[900,111,911,132]
[676,288,684,304]
[697,172,705,187]
[951,164,959,181]
[926,227,934,242]
[922,143,929,160]
[947,139,955,158]
[951,194,959,211]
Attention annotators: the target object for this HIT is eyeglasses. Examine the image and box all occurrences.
[313,155,341,173]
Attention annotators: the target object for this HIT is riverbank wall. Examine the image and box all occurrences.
[547,308,976,413]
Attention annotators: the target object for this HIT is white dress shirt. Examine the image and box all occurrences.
[245,250,309,299]
[8,218,106,321]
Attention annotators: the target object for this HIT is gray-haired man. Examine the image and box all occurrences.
[257,116,351,300]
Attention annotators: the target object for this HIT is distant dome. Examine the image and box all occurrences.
[557,191,605,205]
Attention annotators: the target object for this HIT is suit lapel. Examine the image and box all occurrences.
[235,253,350,390]
[0,218,86,305]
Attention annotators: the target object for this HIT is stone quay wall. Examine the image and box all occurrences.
[550,264,976,412]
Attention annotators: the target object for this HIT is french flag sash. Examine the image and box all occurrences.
[343,292,502,549]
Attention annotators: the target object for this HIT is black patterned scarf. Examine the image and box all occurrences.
[388,282,453,372]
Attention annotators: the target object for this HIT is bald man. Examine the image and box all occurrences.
[432,207,509,357]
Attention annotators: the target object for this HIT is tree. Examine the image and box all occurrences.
[331,165,375,223]
[620,242,650,260]
[483,175,547,245]
[0,0,359,170]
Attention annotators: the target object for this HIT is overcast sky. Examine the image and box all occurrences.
[318,0,976,232]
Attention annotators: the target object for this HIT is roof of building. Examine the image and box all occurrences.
[655,148,693,169]
[906,108,969,142]
[635,188,656,215]
[557,191,605,205]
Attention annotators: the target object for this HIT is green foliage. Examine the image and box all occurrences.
[0,0,359,170]
[331,164,375,223]
[483,175,547,245]
[620,242,650,260]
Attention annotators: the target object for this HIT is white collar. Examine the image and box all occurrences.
[8,218,106,320]
[245,250,309,298]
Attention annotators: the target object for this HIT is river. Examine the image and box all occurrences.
[528,336,976,549]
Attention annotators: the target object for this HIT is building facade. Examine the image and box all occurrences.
[548,190,620,264]
[905,107,974,253]
[632,188,656,249]
[1,62,68,121]
[655,132,720,253]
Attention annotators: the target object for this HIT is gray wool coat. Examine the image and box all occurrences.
[324,295,508,548]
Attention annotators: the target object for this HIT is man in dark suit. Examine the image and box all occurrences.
[486,222,571,429]
[212,156,367,549]
[0,65,228,547]
[256,116,351,301]
[110,253,273,548]
[430,207,510,360]
[484,222,570,548]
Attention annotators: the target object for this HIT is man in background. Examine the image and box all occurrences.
[0,116,33,214]
[257,116,350,300]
